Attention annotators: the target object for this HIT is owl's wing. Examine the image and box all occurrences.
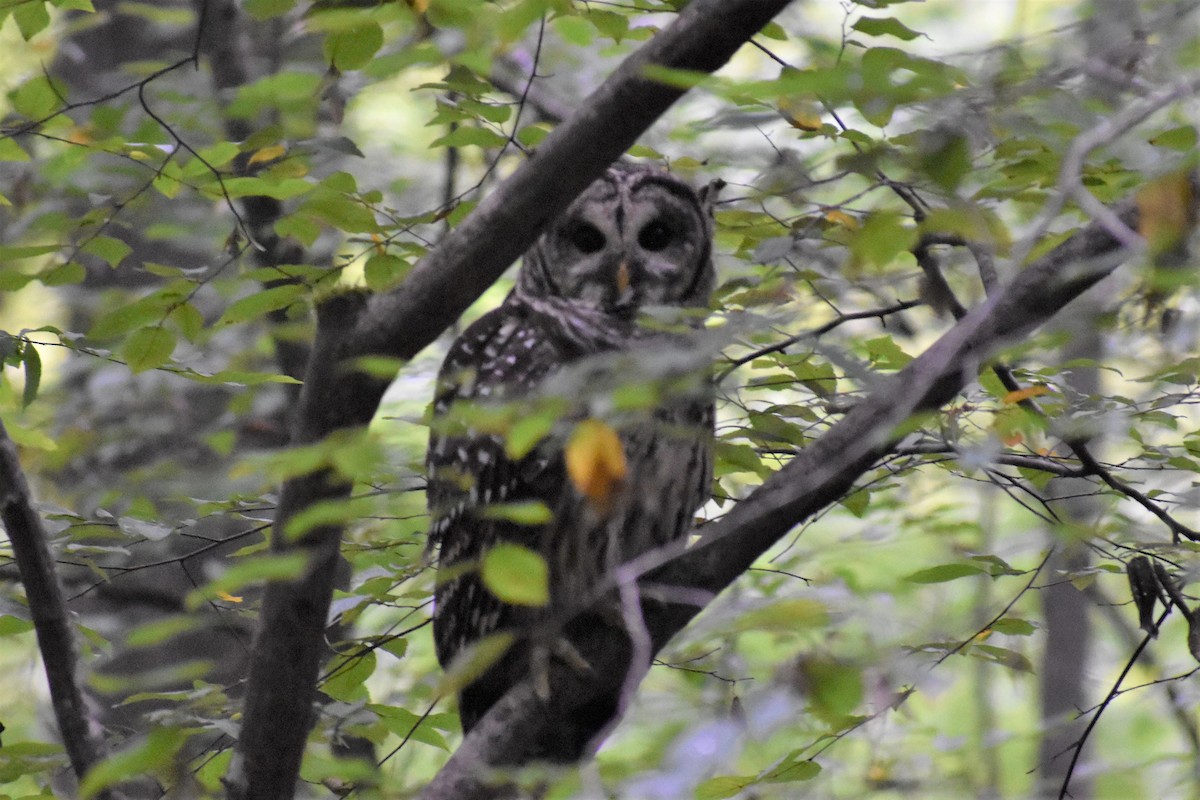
[426,303,571,670]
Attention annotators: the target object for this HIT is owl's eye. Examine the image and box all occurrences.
[567,222,607,254]
[638,219,673,252]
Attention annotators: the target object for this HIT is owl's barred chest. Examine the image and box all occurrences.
[427,297,712,606]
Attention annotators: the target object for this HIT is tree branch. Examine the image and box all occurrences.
[421,198,1144,796]
[0,418,117,799]
[228,2,795,796]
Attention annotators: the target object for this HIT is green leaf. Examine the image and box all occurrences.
[763,757,822,783]
[187,369,301,386]
[798,658,864,723]
[0,243,61,261]
[840,487,869,517]
[171,302,205,341]
[301,191,379,233]
[970,643,1033,672]
[12,74,66,118]
[363,253,409,291]
[862,335,913,370]
[90,288,184,339]
[21,342,41,407]
[697,776,757,800]
[851,16,923,41]
[516,123,551,148]
[116,1,192,24]
[429,126,509,150]
[185,552,310,609]
[586,9,629,42]
[438,632,515,695]
[0,614,34,636]
[40,260,86,287]
[245,0,295,19]
[989,617,1037,636]
[481,543,549,607]
[735,598,828,632]
[714,441,770,479]
[0,270,33,291]
[183,141,242,176]
[324,22,384,70]
[13,1,51,40]
[125,616,202,648]
[221,176,313,200]
[0,136,30,161]
[498,0,551,42]
[217,284,307,326]
[122,327,176,373]
[283,495,376,540]
[505,404,564,458]
[79,727,185,799]
[1149,125,1198,152]
[905,563,984,584]
[323,649,376,701]
[850,211,917,270]
[553,14,594,46]
[759,21,788,41]
[52,0,96,11]
[81,235,133,268]
[370,704,450,751]
[480,500,553,526]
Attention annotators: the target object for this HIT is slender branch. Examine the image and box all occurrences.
[1057,607,1168,799]
[1071,441,1200,541]
[894,443,1086,477]
[0,418,119,799]
[990,359,1200,541]
[718,298,921,380]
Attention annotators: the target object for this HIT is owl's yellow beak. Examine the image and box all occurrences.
[616,261,631,294]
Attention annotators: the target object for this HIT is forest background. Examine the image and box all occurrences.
[1,0,1199,798]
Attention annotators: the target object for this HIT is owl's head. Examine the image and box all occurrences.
[516,163,718,313]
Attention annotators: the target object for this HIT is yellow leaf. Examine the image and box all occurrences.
[1137,171,1196,255]
[67,125,93,145]
[248,144,287,166]
[779,96,823,131]
[1001,385,1049,405]
[824,209,858,229]
[565,419,627,508]
[217,591,243,603]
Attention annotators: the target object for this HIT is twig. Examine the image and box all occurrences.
[1057,607,1168,799]
[717,299,921,381]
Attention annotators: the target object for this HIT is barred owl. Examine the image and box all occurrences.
[426,163,718,754]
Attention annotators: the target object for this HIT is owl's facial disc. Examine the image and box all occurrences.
[517,166,713,313]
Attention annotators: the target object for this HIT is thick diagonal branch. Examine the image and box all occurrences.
[420,200,1142,797]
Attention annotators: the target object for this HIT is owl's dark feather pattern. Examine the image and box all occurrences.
[427,164,717,755]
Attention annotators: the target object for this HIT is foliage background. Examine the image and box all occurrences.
[0,0,1198,797]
